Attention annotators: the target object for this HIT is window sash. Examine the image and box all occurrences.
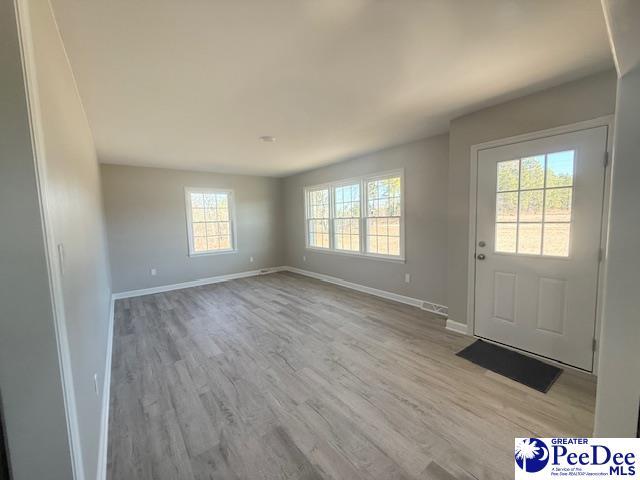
[364,175,402,257]
[185,188,236,256]
[332,183,361,252]
[307,219,330,249]
[305,187,330,249]
[304,171,403,260]
[365,215,401,257]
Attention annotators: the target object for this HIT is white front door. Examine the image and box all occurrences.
[474,126,608,371]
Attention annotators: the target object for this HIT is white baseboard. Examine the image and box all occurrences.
[445,319,469,335]
[111,267,283,299]
[96,295,115,480]
[110,266,448,320]
[283,266,448,317]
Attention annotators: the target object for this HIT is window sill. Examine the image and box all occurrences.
[305,246,405,264]
[189,249,238,258]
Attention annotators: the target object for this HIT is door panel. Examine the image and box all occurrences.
[474,126,607,371]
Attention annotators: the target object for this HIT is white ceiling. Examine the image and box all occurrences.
[51,0,612,177]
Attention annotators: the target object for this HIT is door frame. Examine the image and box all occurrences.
[466,115,614,373]
[14,1,86,478]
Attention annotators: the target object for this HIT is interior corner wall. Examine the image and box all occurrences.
[101,164,285,293]
[15,0,114,478]
[282,135,449,307]
[594,67,640,437]
[593,0,640,439]
[0,1,73,479]
[446,69,618,326]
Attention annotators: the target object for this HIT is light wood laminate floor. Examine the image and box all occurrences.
[107,272,596,480]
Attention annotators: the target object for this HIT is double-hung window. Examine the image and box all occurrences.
[333,183,361,252]
[365,175,402,257]
[185,187,236,255]
[306,187,330,249]
[304,170,404,260]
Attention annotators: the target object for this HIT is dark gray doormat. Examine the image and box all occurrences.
[456,340,562,393]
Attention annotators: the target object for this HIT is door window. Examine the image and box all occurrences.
[495,150,574,257]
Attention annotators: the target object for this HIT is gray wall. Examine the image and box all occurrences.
[446,70,617,325]
[101,164,285,293]
[283,135,449,306]
[594,64,640,435]
[26,0,114,477]
[1,1,74,479]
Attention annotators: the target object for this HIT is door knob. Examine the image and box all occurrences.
[477,254,486,260]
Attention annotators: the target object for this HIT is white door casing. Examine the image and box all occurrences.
[474,126,608,371]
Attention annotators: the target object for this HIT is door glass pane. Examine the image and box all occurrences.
[545,187,572,222]
[518,223,542,254]
[520,155,545,189]
[497,159,519,192]
[519,190,544,222]
[494,151,574,257]
[496,192,518,222]
[543,223,571,256]
[546,150,574,187]
[495,223,517,253]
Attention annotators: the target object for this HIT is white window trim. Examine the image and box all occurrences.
[303,169,405,262]
[185,186,238,257]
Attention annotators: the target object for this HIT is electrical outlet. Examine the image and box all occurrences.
[250,256,254,263]
[93,373,99,397]
[303,255,306,262]
[150,268,157,276]
[405,273,411,283]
